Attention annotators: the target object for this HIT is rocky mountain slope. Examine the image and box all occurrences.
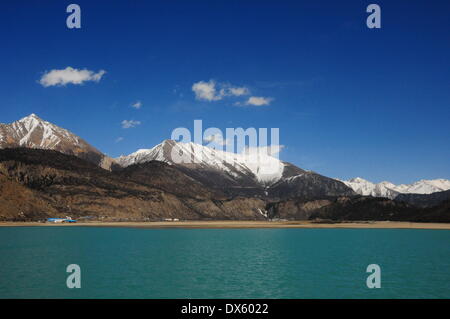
[395,190,450,208]
[1,148,448,222]
[268,172,355,200]
[0,148,266,221]
[268,196,450,223]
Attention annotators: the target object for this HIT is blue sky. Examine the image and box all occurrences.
[0,0,449,184]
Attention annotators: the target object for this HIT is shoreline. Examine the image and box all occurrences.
[1,220,450,230]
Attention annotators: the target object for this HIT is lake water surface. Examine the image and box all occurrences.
[0,227,449,298]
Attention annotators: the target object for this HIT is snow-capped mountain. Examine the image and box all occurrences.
[116,139,355,199]
[0,114,115,170]
[342,177,450,199]
[116,139,286,185]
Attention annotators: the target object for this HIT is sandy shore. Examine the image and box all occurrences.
[0,220,450,230]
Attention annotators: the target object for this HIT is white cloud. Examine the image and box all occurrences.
[115,137,124,143]
[192,80,222,101]
[204,133,230,146]
[227,86,250,96]
[121,120,141,129]
[191,80,275,106]
[131,101,142,109]
[39,67,106,87]
[245,96,273,106]
[192,79,250,102]
[243,145,284,156]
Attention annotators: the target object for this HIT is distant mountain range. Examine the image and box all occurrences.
[0,114,449,222]
[341,177,450,199]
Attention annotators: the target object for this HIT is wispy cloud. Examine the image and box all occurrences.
[192,79,274,107]
[39,67,106,87]
[121,120,141,129]
[245,96,273,106]
[131,101,142,109]
[227,86,250,96]
[192,79,250,102]
[115,137,124,143]
[192,80,222,101]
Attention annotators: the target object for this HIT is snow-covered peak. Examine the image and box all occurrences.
[26,113,39,119]
[116,139,286,185]
[6,114,81,148]
[17,113,45,128]
[0,114,114,170]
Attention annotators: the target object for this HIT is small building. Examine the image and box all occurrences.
[47,218,65,223]
[47,217,77,223]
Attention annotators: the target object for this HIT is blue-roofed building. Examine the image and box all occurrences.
[47,217,77,223]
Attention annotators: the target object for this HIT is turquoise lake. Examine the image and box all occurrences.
[0,227,449,298]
